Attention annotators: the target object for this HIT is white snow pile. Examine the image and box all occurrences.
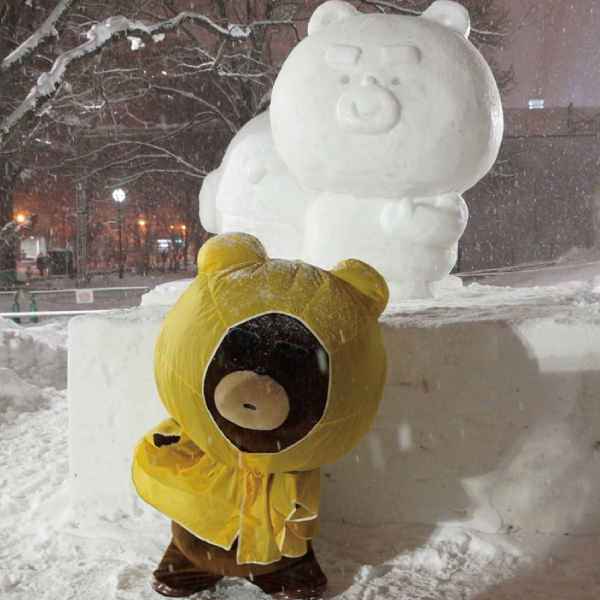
[4,258,600,600]
[0,312,525,600]
[140,278,193,306]
[0,318,67,425]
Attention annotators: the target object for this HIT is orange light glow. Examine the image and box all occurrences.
[15,213,26,224]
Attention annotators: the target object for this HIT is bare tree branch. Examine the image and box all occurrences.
[151,86,238,133]
[0,0,82,77]
[0,10,293,148]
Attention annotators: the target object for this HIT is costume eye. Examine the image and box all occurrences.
[340,74,350,84]
[274,341,310,368]
[224,328,261,367]
[225,328,261,353]
[390,77,400,86]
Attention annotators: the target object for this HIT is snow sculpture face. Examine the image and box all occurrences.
[270,0,503,198]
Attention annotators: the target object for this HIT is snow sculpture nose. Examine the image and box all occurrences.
[361,75,377,86]
[336,76,400,135]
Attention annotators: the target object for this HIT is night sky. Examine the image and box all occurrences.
[495,0,600,109]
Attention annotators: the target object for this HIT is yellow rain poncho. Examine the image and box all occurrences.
[133,232,388,565]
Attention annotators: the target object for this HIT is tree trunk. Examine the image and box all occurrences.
[0,0,20,284]
[0,157,19,283]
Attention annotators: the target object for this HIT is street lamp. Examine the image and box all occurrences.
[112,188,125,278]
[137,218,150,274]
[181,225,188,269]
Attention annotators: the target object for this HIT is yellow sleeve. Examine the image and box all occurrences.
[139,418,204,473]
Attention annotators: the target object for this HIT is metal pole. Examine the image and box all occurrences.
[76,181,87,287]
[118,201,123,279]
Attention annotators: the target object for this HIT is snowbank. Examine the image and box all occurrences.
[0,318,67,425]
[5,273,600,599]
[68,305,169,524]
[68,279,600,548]
[139,278,193,306]
[323,284,600,545]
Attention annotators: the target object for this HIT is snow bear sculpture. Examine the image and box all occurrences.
[200,0,503,300]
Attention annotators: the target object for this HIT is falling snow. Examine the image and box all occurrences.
[2,256,600,598]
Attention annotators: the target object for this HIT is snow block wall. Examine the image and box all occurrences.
[322,308,600,537]
[68,306,169,525]
[68,288,600,539]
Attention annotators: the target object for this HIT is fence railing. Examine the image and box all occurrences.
[0,286,149,296]
[0,286,151,322]
[0,310,112,319]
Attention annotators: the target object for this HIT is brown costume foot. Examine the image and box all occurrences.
[154,524,327,598]
[152,578,220,598]
[248,545,327,599]
[152,539,223,597]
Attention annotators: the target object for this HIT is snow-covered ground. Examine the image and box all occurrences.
[2,253,600,600]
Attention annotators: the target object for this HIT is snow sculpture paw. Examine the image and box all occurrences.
[380,195,468,248]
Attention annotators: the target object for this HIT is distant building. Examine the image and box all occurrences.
[460,0,600,272]
[20,236,47,260]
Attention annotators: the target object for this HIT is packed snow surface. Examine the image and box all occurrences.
[3,260,600,599]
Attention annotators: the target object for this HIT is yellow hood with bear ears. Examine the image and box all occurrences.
[153,232,388,474]
[133,233,388,564]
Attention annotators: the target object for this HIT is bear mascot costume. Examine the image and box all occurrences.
[132,232,388,598]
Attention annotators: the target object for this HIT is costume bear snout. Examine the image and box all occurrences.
[205,313,330,453]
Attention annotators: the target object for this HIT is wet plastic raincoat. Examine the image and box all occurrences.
[133,232,388,565]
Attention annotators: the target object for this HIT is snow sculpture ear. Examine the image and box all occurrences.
[330,259,389,317]
[197,232,268,274]
[421,0,470,38]
[307,0,360,36]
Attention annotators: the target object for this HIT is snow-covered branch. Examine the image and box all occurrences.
[0,11,293,149]
[359,0,421,16]
[359,0,513,41]
[0,0,81,77]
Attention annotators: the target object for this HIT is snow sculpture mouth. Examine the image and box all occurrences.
[350,101,382,119]
[336,77,400,134]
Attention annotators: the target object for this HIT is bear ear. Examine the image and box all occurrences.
[421,0,471,38]
[197,232,268,274]
[330,259,389,317]
[307,0,360,36]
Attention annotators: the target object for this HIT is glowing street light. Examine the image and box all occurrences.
[137,219,150,273]
[14,213,27,224]
[112,188,125,203]
[112,188,125,278]
[180,225,188,269]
